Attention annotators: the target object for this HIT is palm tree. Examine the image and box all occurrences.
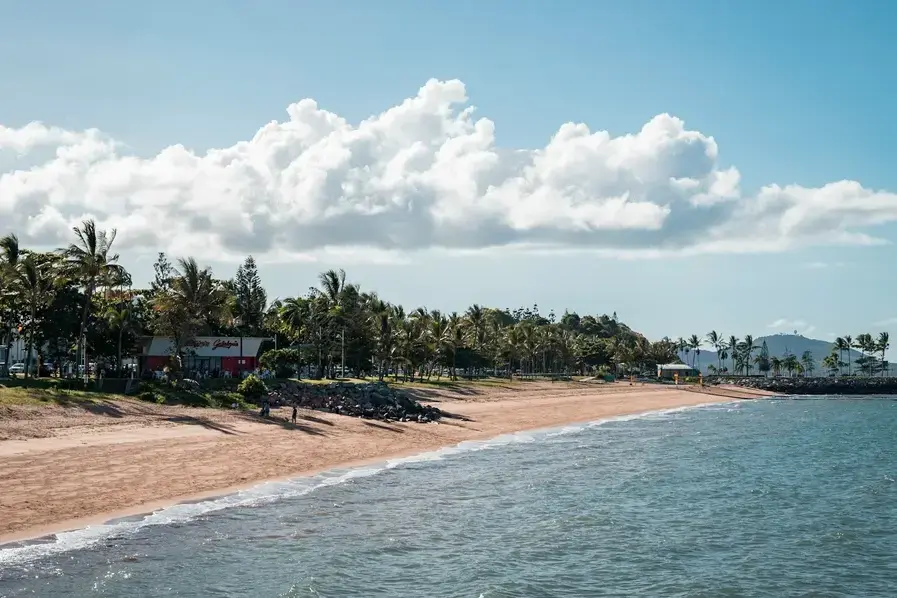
[742,335,755,375]
[688,334,702,369]
[428,311,449,380]
[852,333,877,376]
[706,330,722,372]
[17,256,56,378]
[677,337,690,367]
[447,312,463,380]
[155,257,228,373]
[62,220,125,380]
[507,324,523,380]
[782,353,799,377]
[728,335,738,375]
[878,332,890,376]
[822,352,840,376]
[0,234,20,273]
[717,346,729,374]
[843,335,853,375]
[465,305,486,376]
[833,337,848,376]
[105,306,133,377]
[278,297,306,339]
[800,350,815,377]
[769,356,782,377]
[522,322,538,376]
[316,269,355,377]
[0,234,21,376]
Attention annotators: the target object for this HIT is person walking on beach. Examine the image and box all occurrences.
[291,405,298,425]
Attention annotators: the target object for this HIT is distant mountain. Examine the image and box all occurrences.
[678,333,872,374]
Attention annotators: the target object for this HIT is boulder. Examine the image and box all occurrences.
[266,380,443,422]
[713,375,897,395]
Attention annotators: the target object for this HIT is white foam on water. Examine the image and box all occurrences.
[0,399,739,565]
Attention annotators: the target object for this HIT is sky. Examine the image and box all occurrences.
[2,0,897,346]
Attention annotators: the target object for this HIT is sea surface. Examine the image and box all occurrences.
[1,397,896,597]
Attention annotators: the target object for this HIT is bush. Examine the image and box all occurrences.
[177,378,201,390]
[201,378,240,391]
[238,374,268,398]
[258,349,301,378]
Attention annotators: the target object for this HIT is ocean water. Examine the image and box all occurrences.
[1,398,896,597]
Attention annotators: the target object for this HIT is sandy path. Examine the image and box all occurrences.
[0,382,766,543]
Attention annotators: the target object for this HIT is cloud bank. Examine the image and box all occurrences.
[2,78,896,263]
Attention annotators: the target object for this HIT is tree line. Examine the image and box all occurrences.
[3,220,891,382]
[676,332,891,378]
[0,220,688,381]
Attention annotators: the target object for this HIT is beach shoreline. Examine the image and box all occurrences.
[0,382,775,546]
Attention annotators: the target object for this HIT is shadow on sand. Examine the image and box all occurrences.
[165,415,241,435]
[232,411,327,436]
[362,420,405,433]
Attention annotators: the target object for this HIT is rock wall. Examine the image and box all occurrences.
[267,380,442,422]
[720,376,897,395]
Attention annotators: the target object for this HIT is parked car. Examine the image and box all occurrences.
[7,362,55,377]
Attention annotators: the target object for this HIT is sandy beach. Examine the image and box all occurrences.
[0,381,772,544]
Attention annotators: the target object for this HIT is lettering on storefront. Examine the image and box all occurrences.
[213,339,240,350]
[183,339,241,350]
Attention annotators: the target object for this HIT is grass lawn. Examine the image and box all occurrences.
[282,375,531,392]
[280,375,576,389]
[389,376,520,389]
[291,376,371,386]
[0,380,128,407]
[0,377,248,410]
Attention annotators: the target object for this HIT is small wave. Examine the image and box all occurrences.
[0,399,735,566]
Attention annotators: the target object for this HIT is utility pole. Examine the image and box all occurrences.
[82,332,89,384]
[341,324,346,378]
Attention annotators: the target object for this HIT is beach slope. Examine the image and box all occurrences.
[0,381,771,543]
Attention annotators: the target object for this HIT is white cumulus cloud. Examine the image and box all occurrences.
[2,78,897,263]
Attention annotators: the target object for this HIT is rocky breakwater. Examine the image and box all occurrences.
[724,376,897,395]
[267,380,443,422]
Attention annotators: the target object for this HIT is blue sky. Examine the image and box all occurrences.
[2,0,896,345]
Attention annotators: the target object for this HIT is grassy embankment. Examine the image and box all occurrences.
[0,374,603,410]
[0,377,248,409]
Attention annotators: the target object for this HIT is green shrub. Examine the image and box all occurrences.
[201,378,240,391]
[237,374,268,398]
[258,349,301,378]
